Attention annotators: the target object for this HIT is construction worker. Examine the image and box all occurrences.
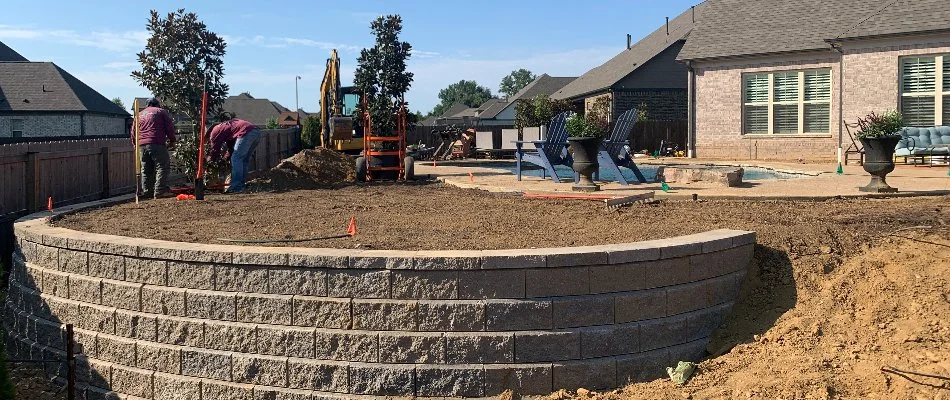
[131,97,176,198]
[207,114,262,194]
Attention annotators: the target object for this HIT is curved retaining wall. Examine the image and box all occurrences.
[4,200,755,399]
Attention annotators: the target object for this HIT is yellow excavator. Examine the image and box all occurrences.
[319,49,362,153]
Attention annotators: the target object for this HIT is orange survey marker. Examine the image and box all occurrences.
[469,172,474,183]
[176,194,196,201]
[346,216,357,236]
[47,196,53,212]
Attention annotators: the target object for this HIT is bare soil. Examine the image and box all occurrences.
[44,186,950,398]
[246,148,356,191]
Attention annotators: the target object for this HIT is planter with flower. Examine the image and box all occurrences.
[855,110,903,193]
[566,112,608,192]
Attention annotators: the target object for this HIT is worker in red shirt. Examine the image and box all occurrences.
[131,97,176,198]
[207,114,262,194]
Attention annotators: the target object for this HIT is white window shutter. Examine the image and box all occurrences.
[902,57,936,93]
[804,70,831,101]
[744,74,768,103]
[902,97,935,126]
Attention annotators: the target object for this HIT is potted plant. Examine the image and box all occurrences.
[566,112,608,192]
[855,110,903,193]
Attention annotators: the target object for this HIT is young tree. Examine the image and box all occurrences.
[499,69,536,98]
[429,80,493,117]
[301,114,320,148]
[352,15,413,136]
[265,117,280,129]
[111,97,125,109]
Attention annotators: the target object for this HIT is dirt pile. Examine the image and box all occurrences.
[250,148,356,190]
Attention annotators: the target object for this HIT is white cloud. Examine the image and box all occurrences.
[0,25,147,52]
[101,61,138,70]
[411,50,440,59]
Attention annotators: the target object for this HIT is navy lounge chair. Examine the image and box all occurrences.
[514,111,572,182]
[598,109,647,185]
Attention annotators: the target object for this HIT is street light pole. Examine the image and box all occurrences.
[295,76,302,126]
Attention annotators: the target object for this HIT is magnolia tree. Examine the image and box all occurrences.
[353,15,413,136]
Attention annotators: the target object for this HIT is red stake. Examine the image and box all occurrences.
[47,196,53,212]
[346,216,357,236]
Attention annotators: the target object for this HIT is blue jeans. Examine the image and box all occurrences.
[228,128,262,193]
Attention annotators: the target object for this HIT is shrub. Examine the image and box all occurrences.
[856,110,903,139]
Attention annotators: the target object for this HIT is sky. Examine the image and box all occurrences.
[0,0,701,115]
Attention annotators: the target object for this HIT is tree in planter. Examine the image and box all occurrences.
[132,8,229,183]
[499,68,536,98]
[353,14,413,137]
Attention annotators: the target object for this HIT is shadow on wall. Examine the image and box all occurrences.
[704,244,797,356]
[1,222,12,286]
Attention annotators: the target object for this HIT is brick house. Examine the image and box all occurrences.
[0,41,130,141]
[552,4,705,122]
[678,0,950,161]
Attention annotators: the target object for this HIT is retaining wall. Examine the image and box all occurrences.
[4,198,755,399]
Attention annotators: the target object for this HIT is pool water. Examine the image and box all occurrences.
[482,162,807,182]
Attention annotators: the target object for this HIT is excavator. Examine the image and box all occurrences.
[319,49,362,153]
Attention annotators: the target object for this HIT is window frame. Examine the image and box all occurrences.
[741,68,832,135]
[11,118,24,138]
[898,54,947,127]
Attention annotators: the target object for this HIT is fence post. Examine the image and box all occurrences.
[264,134,272,169]
[100,147,111,199]
[66,323,75,400]
[25,152,40,212]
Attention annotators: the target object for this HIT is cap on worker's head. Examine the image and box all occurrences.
[146,97,161,107]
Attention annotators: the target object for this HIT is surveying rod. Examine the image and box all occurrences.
[195,72,209,200]
[133,99,140,204]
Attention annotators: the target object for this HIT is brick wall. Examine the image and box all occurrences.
[0,113,127,139]
[6,200,756,399]
[83,114,128,137]
[613,89,687,122]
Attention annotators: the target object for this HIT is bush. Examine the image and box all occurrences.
[856,110,903,138]
[301,115,319,148]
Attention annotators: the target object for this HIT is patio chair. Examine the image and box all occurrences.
[843,122,864,165]
[598,108,647,185]
[515,111,573,182]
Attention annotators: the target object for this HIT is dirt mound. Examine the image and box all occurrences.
[251,148,356,190]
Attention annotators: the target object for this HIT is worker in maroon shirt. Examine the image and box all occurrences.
[207,115,262,193]
[130,97,176,198]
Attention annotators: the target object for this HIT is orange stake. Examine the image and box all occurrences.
[346,216,357,236]
[47,196,53,212]
[469,172,474,183]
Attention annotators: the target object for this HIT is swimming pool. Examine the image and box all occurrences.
[480,161,809,182]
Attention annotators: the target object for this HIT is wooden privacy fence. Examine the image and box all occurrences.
[0,128,300,222]
[629,120,688,153]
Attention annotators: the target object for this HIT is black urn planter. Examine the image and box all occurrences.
[859,135,901,193]
[567,137,602,192]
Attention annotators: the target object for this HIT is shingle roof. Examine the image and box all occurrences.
[476,98,510,119]
[439,103,469,119]
[222,95,291,126]
[450,107,479,118]
[511,74,576,101]
[677,0,895,61]
[835,0,950,40]
[0,62,129,115]
[0,41,28,62]
[554,4,705,100]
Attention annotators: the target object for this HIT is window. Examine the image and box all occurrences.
[11,119,23,138]
[742,69,832,135]
[899,55,949,126]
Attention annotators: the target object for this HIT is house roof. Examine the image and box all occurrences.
[222,94,291,125]
[0,41,28,62]
[0,62,129,115]
[480,74,576,119]
[677,0,904,61]
[554,3,705,100]
[278,110,310,125]
[450,107,479,118]
[438,103,469,119]
[476,98,509,119]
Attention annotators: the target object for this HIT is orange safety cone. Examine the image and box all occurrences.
[346,216,357,236]
[47,196,53,212]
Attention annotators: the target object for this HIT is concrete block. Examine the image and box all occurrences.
[605,243,661,264]
[485,300,552,331]
[314,330,378,362]
[525,266,589,297]
[73,329,97,357]
[204,321,256,353]
[78,303,115,334]
[110,365,153,399]
[96,334,136,365]
[660,241,703,259]
[416,365,484,397]
[156,316,203,347]
[690,245,753,281]
[167,261,215,290]
[590,263,644,293]
[66,235,137,256]
[687,302,732,342]
[216,265,269,293]
[352,299,418,331]
[233,353,288,387]
[201,379,254,400]
[252,386,312,400]
[553,357,617,390]
[85,386,121,400]
[732,231,756,246]
[136,342,181,374]
[379,332,445,363]
[640,257,691,289]
[153,372,201,400]
[32,244,59,269]
[176,245,234,264]
[255,325,288,357]
[286,358,348,392]
[285,248,348,269]
[391,270,458,299]
[639,314,689,351]
[181,348,232,381]
[552,295,613,328]
[666,280,711,316]
[86,358,112,390]
[292,296,351,329]
[581,323,639,359]
[484,364,552,396]
[669,338,709,363]
[141,285,186,317]
[544,247,609,268]
[268,267,327,296]
[348,363,415,396]
[236,293,292,325]
[42,270,69,298]
[445,333,514,363]
[284,327,316,359]
[114,310,156,341]
[101,280,142,312]
[708,273,742,306]
[124,258,166,286]
[615,288,667,323]
[185,289,236,321]
[616,348,670,384]
[514,330,581,362]
[68,275,102,304]
[327,269,390,298]
[418,300,484,331]
[696,230,739,253]
[87,253,125,280]
[59,248,89,274]
[481,252,545,269]
[411,251,482,270]
[458,269,525,299]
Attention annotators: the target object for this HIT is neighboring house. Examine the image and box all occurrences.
[677,0,950,161]
[278,109,311,127]
[433,103,472,126]
[222,93,291,126]
[0,41,130,140]
[553,5,704,121]
[479,74,577,125]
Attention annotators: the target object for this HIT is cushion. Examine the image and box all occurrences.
[896,126,950,155]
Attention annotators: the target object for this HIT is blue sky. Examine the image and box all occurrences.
[1,0,700,114]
